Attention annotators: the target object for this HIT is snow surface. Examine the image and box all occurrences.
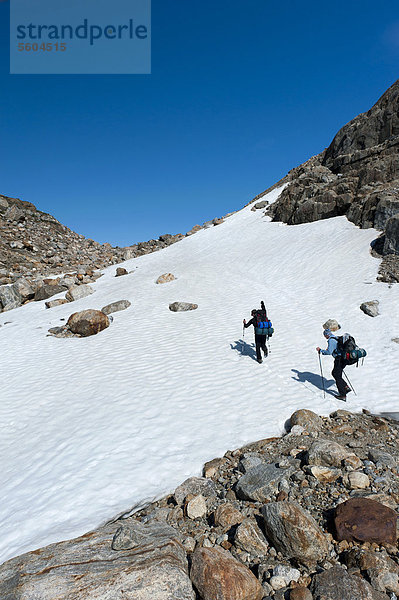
[1,186,399,564]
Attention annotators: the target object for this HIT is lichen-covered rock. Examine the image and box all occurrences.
[290,409,323,432]
[190,546,263,600]
[169,302,198,312]
[67,309,109,337]
[0,520,195,600]
[262,501,329,566]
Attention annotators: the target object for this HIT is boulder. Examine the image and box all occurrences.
[236,463,294,502]
[290,409,323,432]
[253,200,268,209]
[311,565,388,600]
[262,501,329,566]
[234,518,269,556]
[190,546,263,600]
[323,318,341,331]
[65,284,94,302]
[101,299,131,315]
[289,587,313,600]
[334,497,397,545]
[67,309,110,337]
[13,277,34,301]
[368,448,397,469]
[213,503,244,529]
[115,267,128,276]
[203,457,226,478]
[0,520,195,600]
[360,300,380,317]
[169,302,198,312]
[174,477,216,505]
[384,213,399,255]
[305,439,351,467]
[308,466,340,483]
[156,273,176,284]
[0,283,22,311]
[45,298,69,309]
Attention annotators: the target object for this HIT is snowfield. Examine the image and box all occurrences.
[1,186,398,564]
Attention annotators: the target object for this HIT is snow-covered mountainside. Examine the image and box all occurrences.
[1,185,398,564]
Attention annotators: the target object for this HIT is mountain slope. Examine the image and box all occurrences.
[1,185,398,564]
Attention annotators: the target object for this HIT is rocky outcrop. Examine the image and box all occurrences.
[0,520,195,600]
[253,81,399,270]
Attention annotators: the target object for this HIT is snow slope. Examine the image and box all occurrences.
[1,186,398,564]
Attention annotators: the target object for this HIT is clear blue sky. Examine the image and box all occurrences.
[0,1,398,246]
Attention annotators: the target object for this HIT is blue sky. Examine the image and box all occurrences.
[0,1,398,246]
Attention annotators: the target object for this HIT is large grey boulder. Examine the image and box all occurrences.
[13,277,34,301]
[35,282,67,301]
[174,477,217,505]
[65,284,94,302]
[235,463,294,502]
[384,213,399,255]
[0,520,195,600]
[311,565,388,600]
[0,284,22,311]
[262,501,329,566]
[360,300,380,317]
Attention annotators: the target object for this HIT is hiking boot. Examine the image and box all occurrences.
[344,385,351,394]
[335,394,347,401]
[264,349,268,357]
[257,358,263,364]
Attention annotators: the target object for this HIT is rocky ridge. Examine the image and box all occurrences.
[1,408,398,600]
[251,79,399,283]
[0,192,228,312]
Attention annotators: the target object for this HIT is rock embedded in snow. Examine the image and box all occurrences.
[45,298,69,309]
[65,284,94,302]
[252,200,268,210]
[34,280,67,301]
[0,520,195,600]
[101,299,131,315]
[67,309,109,337]
[115,267,128,277]
[156,273,176,284]
[169,302,198,312]
[262,501,329,567]
[190,546,263,600]
[360,300,380,317]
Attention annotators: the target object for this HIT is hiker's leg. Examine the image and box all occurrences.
[332,357,347,395]
[260,335,268,356]
[255,335,262,361]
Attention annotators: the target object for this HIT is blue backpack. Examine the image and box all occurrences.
[254,308,274,336]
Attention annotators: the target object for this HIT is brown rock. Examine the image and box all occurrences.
[203,457,226,478]
[213,503,244,529]
[290,409,323,431]
[190,546,263,600]
[334,498,397,545]
[67,309,110,337]
[45,298,69,309]
[115,267,128,276]
[290,588,313,600]
[234,519,269,556]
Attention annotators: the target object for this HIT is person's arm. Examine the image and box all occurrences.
[243,317,254,329]
[319,338,337,355]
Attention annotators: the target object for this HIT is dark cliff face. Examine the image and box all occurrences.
[266,80,399,257]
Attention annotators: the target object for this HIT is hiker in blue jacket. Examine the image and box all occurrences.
[317,329,350,400]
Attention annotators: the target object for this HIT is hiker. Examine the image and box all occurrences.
[243,301,272,364]
[317,328,350,400]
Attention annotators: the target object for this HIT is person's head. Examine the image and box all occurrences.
[323,328,332,339]
[251,309,256,317]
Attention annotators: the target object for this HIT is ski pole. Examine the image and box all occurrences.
[318,351,326,398]
[343,370,357,396]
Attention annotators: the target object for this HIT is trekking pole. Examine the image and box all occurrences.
[343,371,357,396]
[318,352,326,398]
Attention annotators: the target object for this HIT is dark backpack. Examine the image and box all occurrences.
[254,309,274,336]
[335,333,367,366]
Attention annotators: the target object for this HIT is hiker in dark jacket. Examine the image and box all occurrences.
[243,301,269,364]
[317,328,350,400]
